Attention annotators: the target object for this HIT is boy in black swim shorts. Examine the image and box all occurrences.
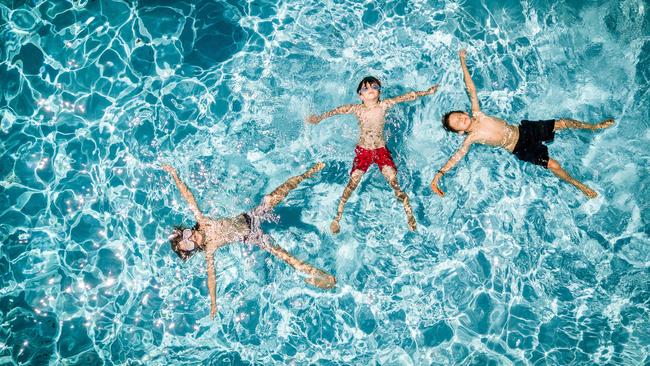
[430,49,615,198]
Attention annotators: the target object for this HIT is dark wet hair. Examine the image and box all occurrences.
[441,110,465,133]
[356,76,382,94]
[169,222,202,261]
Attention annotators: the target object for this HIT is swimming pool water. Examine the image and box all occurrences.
[1,0,649,364]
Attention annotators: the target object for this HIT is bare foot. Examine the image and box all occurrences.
[330,220,340,234]
[595,119,615,129]
[304,274,336,289]
[581,186,598,198]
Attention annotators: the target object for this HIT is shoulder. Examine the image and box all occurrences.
[197,216,213,228]
[336,104,359,115]
[345,104,363,116]
[464,134,478,145]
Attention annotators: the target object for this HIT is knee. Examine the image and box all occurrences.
[395,190,408,201]
[348,171,364,188]
[547,159,560,171]
[351,169,364,181]
[381,165,397,176]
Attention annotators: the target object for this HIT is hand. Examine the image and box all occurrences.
[430,176,445,197]
[426,85,439,94]
[306,115,320,124]
[161,164,176,174]
[459,49,467,59]
[210,304,217,319]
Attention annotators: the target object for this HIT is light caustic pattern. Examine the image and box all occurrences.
[0,0,649,364]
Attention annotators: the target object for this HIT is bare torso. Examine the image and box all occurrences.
[469,112,520,152]
[352,102,390,149]
[199,214,251,254]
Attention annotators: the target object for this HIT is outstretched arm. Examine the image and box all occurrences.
[306,104,356,125]
[162,164,204,221]
[206,253,218,319]
[384,85,438,108]
[431,137,474,197]
[459,50,480,114]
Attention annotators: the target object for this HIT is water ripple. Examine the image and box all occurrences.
[0,0,648,364]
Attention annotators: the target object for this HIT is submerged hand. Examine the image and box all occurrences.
[459,49,467,59]
[161,164,176,174]
[430,178,445,197]
[210,304,217,319]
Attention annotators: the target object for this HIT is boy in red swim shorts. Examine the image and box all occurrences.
[307,76,438,233]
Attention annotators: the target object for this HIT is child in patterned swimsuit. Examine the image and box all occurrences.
[307,76,438,233]
[431,49,615,198]
[163,163,335,319]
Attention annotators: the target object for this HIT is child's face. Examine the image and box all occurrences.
[358,82,381,103]
[449,112,471,133]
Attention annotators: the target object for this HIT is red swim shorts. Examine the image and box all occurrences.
[350,145,397,174]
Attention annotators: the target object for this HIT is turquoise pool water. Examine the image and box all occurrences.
[1,0,649,364]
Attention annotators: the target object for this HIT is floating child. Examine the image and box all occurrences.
[163,163,335,319]
[431,50,614,198]
[307,76,438,233]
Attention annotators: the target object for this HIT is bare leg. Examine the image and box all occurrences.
[554,118,615,131]
[380,166,416,231]
[258,236,336,289]
[547,158,597,198]
[262,162,325,209]
[331,169,365,234]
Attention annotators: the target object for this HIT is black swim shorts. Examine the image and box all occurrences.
[512,119,556,168]
[241,212,253,241]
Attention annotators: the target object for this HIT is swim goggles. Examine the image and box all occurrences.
[359,84,381,93]
[179,229,196,250]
